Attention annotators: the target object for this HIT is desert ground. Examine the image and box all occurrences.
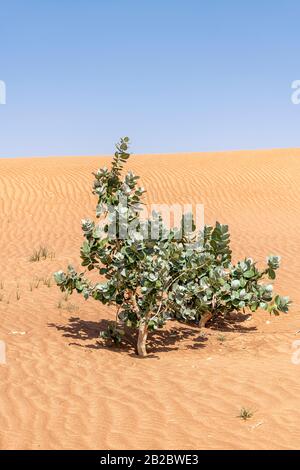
[0,148,299,449]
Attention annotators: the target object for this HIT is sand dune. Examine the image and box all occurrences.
[0,148,300,449]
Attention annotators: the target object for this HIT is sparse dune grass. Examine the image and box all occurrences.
[239,407,254,421]
[29,246,55,262]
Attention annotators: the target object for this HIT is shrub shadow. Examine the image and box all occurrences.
[208,312,257,333]
[48,316,208,355]
[48,312,255,356]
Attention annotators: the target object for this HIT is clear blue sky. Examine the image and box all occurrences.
[1,0,300,157]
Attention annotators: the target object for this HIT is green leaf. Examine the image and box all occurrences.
[243,270,255,279]
[268,268,276,280]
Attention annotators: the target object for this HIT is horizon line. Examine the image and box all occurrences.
[1,146,300,161]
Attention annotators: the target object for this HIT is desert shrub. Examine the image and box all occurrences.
[54,138,290,356]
